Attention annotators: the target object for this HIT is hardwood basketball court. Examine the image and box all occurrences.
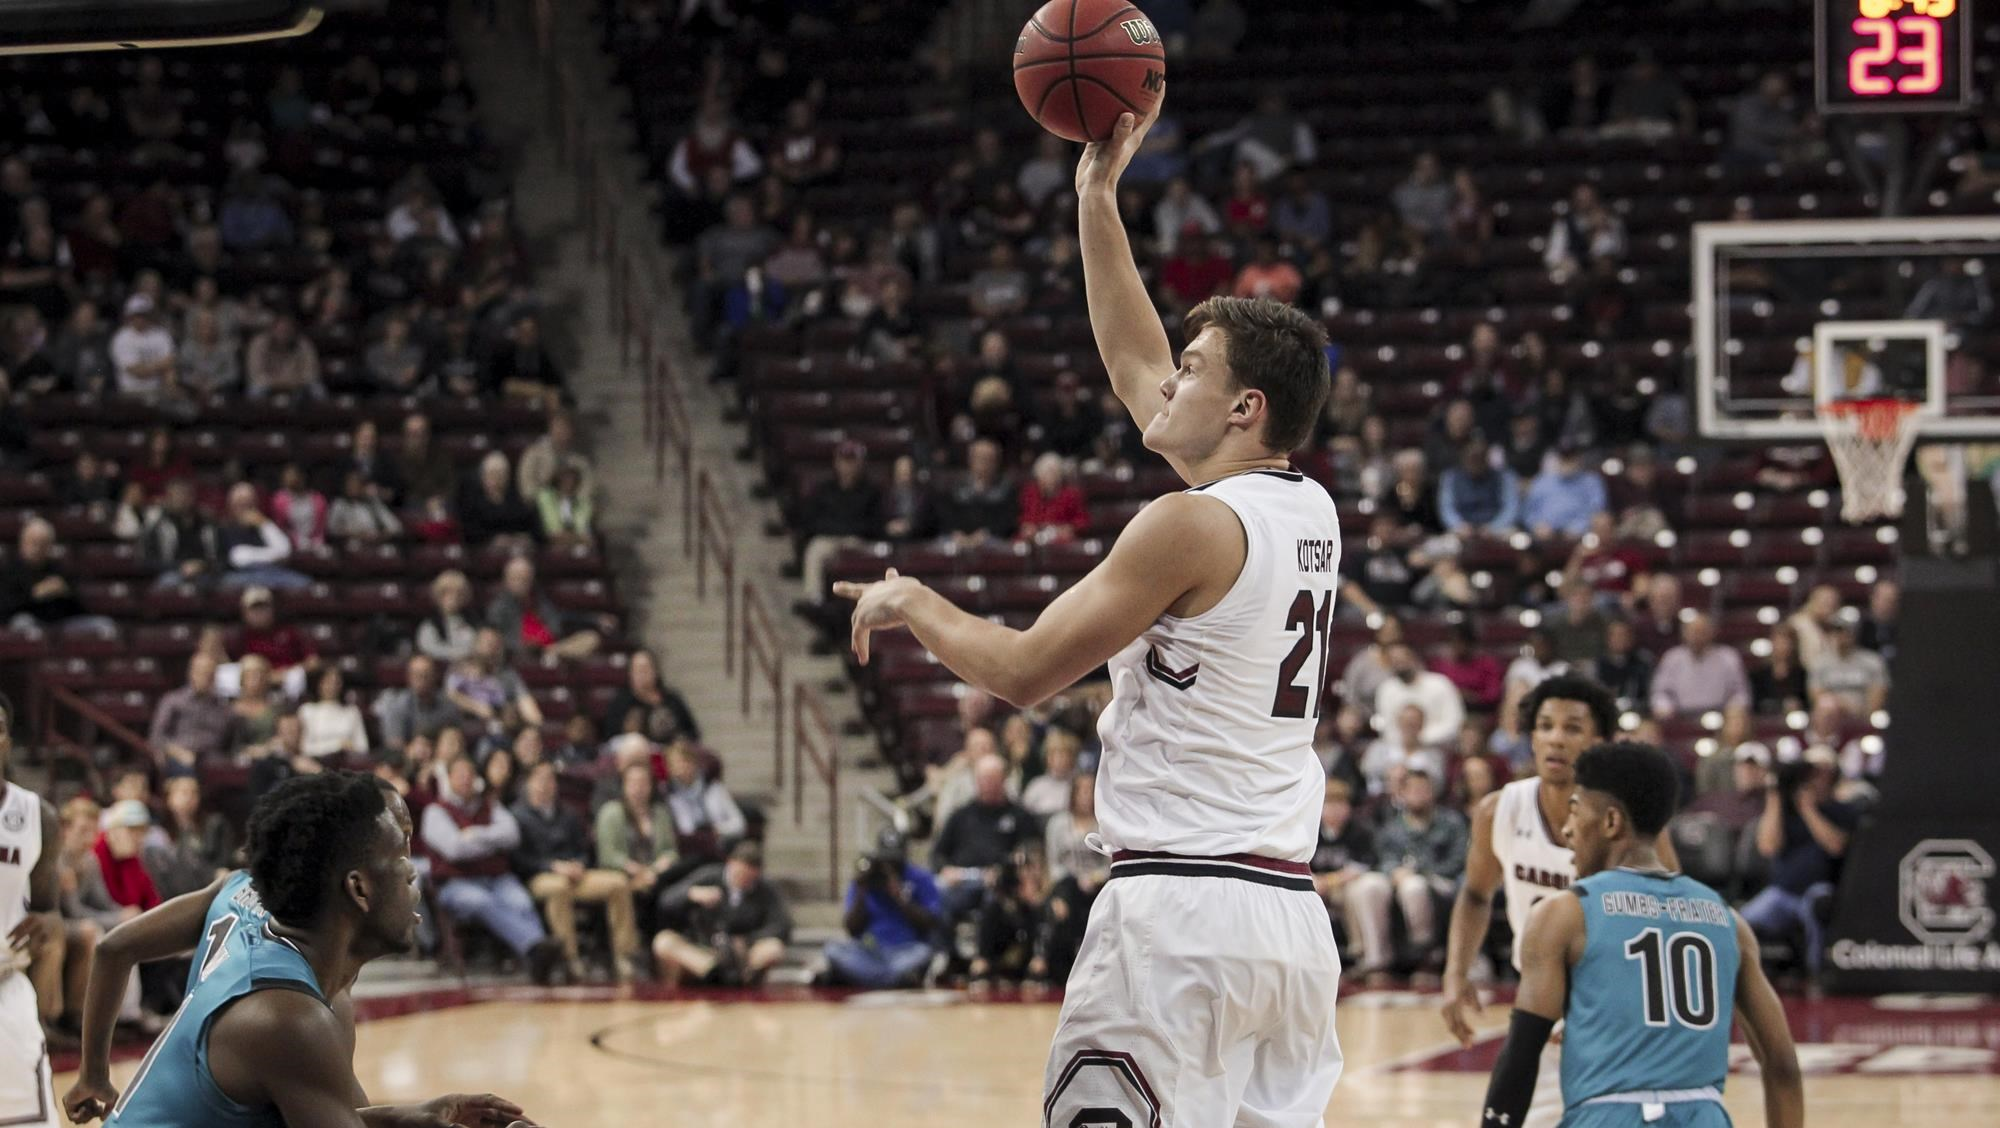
[57,986,2000,1125]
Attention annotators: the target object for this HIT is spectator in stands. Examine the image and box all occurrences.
[1308,778,1378,970]
[94,800,163,923]
[1013,133,1068,210]
[244,315,322,399]
[1502,630,1569,709]
[769,99,841,187]
[1807,620,1889,719]
[1543,183,1627,285]
[938,438,1018,546]
[1858,579,1897,662]
[1197,90,1317,182]
[1592,617,1654,707]
[226,655,284,762]
[1437,437,1519,535]
[1361,704,1447,797]
[517,410,592,500]
[488,555,601,661]
[1604,54,1695,139]
[1545,579,1611,664]
[652,840,791,988]
[110,294,178,404]
[1787,584,1842,673]
[238,585,318,691]
[299,666,366,760]
[1337,616,1402,714]
[423,755,562,984]
[968,242,1031,321]
[1037,371,1104,461]
[1391,152,1453,242]
[1650,613,1751,719]
[340,419,400,502]
[795,441,882,609]
[1522,442,1608,537]
[1687,743,1770,832]
[448,626,543,736]
[217,172,292,252]
[1744,752,1857,979]
[694,195,779,344]
[1726,72,1801,167]
[374,654,465,755]
[667,99,762,198]
[397,413,458,509]
[1363,768,1467,980]
[663,739,744,863]
[418,570,480,664]
[460,451,539,550]
[268,462,326,551]
[363,313,425,393]
[1159,233,1237,313]
[0,517,108,636]
[1017,454,1088,545]
[1020,727,1080,819]
[139,477,217,589]
[1272,171,1332,249]
[1373,642,1465,747]
[512,760,641,983]
[855,277,920,363]
[1632,572,1685,657]
[1431,621,1505,713]
[825,830,941,990]
[486,314,563,403]
[932,754,1037,929]
[1152,177,1221,256]
[536,465,593,547]
[594,759,678,913]
[142,777,233,899]
[1749,624,1809,716]
[1383,449,1442,534]
[327,469,401,542]
[1232,235,1302,304]
[604,648,701,746]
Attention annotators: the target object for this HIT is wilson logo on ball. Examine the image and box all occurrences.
[1120,17,1159,47]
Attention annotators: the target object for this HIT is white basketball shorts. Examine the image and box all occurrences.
[1042,851,1344,1128]
[0,973,57,1128]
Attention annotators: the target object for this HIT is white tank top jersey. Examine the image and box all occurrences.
[1093,468,1342,863]
[0,785,40,943]
[1491,776,1576,969]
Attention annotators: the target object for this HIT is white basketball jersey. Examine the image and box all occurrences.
[1094,469,1341,863]
[1491,777,1574,969]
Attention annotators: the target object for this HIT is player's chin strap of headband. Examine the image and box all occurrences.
[1479,1009,1555,1128]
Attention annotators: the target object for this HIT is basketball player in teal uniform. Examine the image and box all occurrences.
[68,774,539,1128]
[1480,742,1804,1128]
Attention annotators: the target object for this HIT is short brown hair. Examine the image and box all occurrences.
[1184,296,1331,453]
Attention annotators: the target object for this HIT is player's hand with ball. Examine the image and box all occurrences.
[1074,101,1161,197]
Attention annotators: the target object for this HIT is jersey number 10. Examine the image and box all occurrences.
[1624,928,1720,1029]
[1271,590,1334,719]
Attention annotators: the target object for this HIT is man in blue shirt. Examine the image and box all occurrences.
[823,831,942,989]
[1740,753,1858,979]
[1523,442,1609,538]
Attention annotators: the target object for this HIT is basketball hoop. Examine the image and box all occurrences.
[1818,398,1924,523]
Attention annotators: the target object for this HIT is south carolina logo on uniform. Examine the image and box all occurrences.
[1899,839,1996,945]
[1,809,24,833]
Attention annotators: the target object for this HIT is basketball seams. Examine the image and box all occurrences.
[1068,73,1150,116]
[1066,0,1090,145]
[1028,1,1141,43]
[1012,50,1166,72]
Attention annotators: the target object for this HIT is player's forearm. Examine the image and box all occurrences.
[1442,884,1495,982]
[1078,187,1173,403]
[76,938,143,1083]
[896,585,1039,706]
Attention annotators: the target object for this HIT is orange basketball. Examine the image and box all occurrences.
[1012,0,1167,143]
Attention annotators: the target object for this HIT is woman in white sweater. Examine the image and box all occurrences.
[298,666,369,759]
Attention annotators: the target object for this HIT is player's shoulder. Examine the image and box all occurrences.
[210,980,340,1052]
[1116,491,1243,562]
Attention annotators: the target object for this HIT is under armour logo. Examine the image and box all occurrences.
[1484,1110,1512,1126]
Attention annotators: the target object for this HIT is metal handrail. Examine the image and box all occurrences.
[740,581,785,788]
[792,685,840,897]
[692,469,736,670]
[34,678,154,772]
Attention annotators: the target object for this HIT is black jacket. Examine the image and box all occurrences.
[660,862,793,944]
[510,799,592,878]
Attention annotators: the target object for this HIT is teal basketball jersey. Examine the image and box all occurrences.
[185,871,268,996]
[110,911,323,1128]
[1561,869,1740,1109]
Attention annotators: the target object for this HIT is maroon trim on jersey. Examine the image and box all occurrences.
[1111,850,1312,876]
[1043,1048,1163,1128]
[1142,646,1199,691]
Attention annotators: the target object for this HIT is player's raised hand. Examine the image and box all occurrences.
[62,1076,119,1123]
[1075,95,1163,195]
[417,1093,526,1127]
[831,568,922,665]
[1439,975,1485,1047]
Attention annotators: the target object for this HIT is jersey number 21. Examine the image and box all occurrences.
[1271,590,1334,719]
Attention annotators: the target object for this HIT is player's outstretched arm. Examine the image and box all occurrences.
[1077,105,1171,431]
[63,872,234,1122]
[1478,895,1579,1128]
[1441,790,1506,1046]
[360,1093,529,1128]
[835,492,1234,707]
[1732,913,1804,1128]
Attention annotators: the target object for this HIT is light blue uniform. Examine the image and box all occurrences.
[185,871,267,997]
[1560,869,1740,1128]
[109,907,322,1128]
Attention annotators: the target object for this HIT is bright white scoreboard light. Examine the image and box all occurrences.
[1816,0,1973,113]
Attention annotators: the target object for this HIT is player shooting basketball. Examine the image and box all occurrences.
[836,101,1350,1128]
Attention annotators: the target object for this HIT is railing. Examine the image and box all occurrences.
[528,0,843,895]
[793,685,841,897]
[741,581,785,788]
[30,679,151,784]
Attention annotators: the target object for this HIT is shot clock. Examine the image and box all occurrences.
[1816,0,1973,113]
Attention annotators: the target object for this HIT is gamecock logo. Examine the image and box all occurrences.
[1899,839,1996,945]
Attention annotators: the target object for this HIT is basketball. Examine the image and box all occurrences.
[1012,0,1167,143]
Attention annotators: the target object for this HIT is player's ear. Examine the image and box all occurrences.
[344,867,372,913]
[1232,386,1265,429]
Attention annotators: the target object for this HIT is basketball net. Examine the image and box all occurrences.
[1818,398,1923,523]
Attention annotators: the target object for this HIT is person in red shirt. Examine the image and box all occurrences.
[1223,163,1270,237]
[1430,620,1505,712]
[1232,235,1304,305]
[1159,234,1237,312]
[237,585,320,695]
[1017,453,1089,544]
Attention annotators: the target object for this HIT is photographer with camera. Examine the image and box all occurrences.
[1741,747,1858,981]
[822,829,944,989]
[650,841,791,988]
[968,850,1050,986]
